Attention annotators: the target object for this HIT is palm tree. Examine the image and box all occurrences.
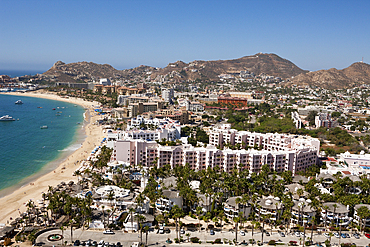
[69,219,74,244]
[323,205,329,231]
[310,216,316,244]
[233,216,240,246]
[171,205,184,241]
[129,207,136,232]
[185,233,190,242]
[60,225,65,245]
[144,225,149,246]
[332,204,338,227]
[356,206,370,234]
[196,206,203,232]
[101,205,105,229]
[261,214,268,245]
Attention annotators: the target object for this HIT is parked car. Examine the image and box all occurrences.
[159,227,164,234]
[74,240,81,246]
[265,232,270,237]
[103,230,115,234]
[353,233,360,239]
[295,232,300,237]
[180,229,185,234]
[300,232,305,237]
[92,241,97,247]
[334,233,340,238]
[365,233,370,239]
[116,243,122,247]
[341,233,346,238]
[240,230,245,236]
[279,232,285,237]
[324,233,330,238]
[345,233,350,238]
[210,229,215,235]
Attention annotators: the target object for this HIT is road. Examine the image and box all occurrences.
[35,228,370,247]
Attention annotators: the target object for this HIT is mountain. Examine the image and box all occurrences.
[43,53,307,83]
[149,53,308,82]
[287,62,370,89]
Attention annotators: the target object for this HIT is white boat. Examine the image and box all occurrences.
[15,100,23,104]
[40,125,48,129]
[0,88,11,92]
[0,115,16,121]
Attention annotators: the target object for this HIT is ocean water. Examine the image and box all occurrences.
[0,94,85,196]
[0,70,45,77]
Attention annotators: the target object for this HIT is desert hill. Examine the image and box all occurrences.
[287,62,370,89]
[43,53,306,83]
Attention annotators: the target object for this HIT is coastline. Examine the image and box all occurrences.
[0,91,104,224]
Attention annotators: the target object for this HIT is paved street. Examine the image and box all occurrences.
[35,228,370,247]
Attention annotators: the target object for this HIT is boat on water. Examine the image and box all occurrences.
[15,100,23,104]
[52,108,56,110]
[40,125,48,129]
[55,114,61,116]
[37,106,42,108]
[0,115,16,121]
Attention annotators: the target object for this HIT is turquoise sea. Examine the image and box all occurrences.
[0,94,85,197]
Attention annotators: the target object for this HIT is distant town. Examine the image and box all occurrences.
[1,60,370,247]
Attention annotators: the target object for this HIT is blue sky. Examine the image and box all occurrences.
[1,0,369,72]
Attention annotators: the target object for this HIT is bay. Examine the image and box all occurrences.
[0,94,85,196]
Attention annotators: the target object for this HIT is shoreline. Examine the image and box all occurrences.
[0,91,104,224]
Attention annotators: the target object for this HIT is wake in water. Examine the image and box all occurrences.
[58,143,82,152]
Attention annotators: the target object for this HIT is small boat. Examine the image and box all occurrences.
[0,115,15,121]
[37,106,42,108]
[55,114,61,116]
[52,108,56,110]
[15,100,23,104]
[40,125,48,129]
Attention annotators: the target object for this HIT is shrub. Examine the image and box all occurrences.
[289,241,297,246]
[268,240,276,245]
[190,237,199,243]
[214,238,222,244]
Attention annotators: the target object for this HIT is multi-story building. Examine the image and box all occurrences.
[111,121,320,175]
[292,111,303,129]
[224,196,251,219]
[156,190,182,212]
[255,196,282,221]
[290,199,315,224]
[321,202,350,226]
[315,113,332,128]
[161,88,174,102]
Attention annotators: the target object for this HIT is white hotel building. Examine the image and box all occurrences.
[111,124,320,174]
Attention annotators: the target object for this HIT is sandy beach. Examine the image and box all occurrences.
[0,91,105,224]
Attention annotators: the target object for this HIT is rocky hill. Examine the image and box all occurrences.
[149,53,308,82]
[43,53,307,83]
[287,62,370,89]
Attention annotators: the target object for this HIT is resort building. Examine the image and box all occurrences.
[321,202,351,226]
[224,196,251,219]
[155,190,182,213]
[353,204,370,227]
[255,196,283,221]
[290,199,315,224]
